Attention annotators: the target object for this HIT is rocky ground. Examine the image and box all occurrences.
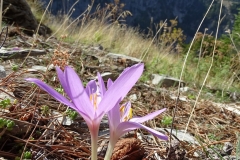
[0,26,240,160]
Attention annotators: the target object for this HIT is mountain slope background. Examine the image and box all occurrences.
[26,0,240,93]
[41,0,240,40]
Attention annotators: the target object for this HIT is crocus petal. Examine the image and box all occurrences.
[117,121,168,140]
[121,102,131,121]
[97,72,106,97]
[118,64,134,76]
[56,67,72,99]
[107,99,121,130]
[107,79,113,89]
[85,80,97,96]
[98,63,144,115]
[130,108,166,123]
[26,78,76,109]
[26,78,94,124]
[64,66,95,118]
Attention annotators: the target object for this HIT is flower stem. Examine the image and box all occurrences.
[91,130,98,160]
[104,138,117,160]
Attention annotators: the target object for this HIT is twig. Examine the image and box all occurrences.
[0,26,8,49]
[186,139,231,156]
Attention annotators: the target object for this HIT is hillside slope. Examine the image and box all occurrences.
[40,0,240,39]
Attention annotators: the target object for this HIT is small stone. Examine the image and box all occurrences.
[106,53,141,66]
[180,87,189,92]
[129,94,137,101]
[206,92,214,97]
[230,92,240,101]
[31,65,47,72]
[47,64,56,71]
[170,95,188,102]
[151,74,185,87]
[95,72,118,81]
[53,111,73,126]
[0,65,6,78]
[156,128,199,145]
[92,44,103,51]
[222,142,233,155]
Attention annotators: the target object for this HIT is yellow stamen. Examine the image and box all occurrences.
[120,105,133,121]
[128,108,133,119]
[90,94,98,110]
[93,94,97,110]
[120,105,125,117]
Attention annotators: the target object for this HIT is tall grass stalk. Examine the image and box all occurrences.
[170,0,216,144]
[236,133,240,159]
[46,0,81,41]
[227,30,240,62]
[0,0,2,31]
[194,28,208,81]
[177,0,215,94]
[184,0,223,135]
[140,19,167,61]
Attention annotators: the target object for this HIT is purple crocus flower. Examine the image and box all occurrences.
[26,63,144,160]
[104,100,168,159]
[96,78,168,160]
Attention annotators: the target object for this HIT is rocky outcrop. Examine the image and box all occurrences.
[3,0,51,36]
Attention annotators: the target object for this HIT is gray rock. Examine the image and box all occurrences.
[0,48,46,60]
[0,65,6,78]
[3,0,51,36]
[157,128,199,145]
[170,95,188,102]
[47,64,56,71]
[32,65,47,72]
[230,92,240,101]
[151,74,185,88]
[180,87,190,92]
[222,142,233,155]
[222,155,237,160]
[0,90,14,101]
[52,110,73,126]
[92,44,103,51]
[206,92,214,97]
[106,53,141,66]
[95,72,119,81]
